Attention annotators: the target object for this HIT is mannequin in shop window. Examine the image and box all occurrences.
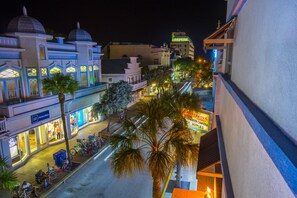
[55,125,61,139]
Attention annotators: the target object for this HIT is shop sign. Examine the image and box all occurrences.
[183,110,209,125]
[31,110,50,124]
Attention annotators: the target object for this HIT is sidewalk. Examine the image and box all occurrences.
[12,104,139,193]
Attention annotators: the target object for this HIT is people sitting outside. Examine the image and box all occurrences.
[21,181,38,197]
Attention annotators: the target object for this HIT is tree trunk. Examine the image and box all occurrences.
[152,175,161,198]
[59,93,72,165]
[175,161,182,188]
[107,114,111,132]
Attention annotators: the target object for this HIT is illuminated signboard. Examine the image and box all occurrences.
[183,110,211,133]
[172,37,190,42]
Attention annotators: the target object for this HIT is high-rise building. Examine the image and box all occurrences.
[170,32,195,60]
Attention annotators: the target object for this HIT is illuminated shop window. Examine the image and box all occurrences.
[50,67,62,74]
[0,69,20,78]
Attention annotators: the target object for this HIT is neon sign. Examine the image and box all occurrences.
[183,110,211,133]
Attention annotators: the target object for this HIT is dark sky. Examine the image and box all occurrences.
[0,0,226,57]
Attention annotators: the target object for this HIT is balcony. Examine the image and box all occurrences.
[129,80,147,91]
[0,83,107,118]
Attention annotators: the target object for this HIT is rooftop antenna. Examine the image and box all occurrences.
[77,21,80,29]
[216,20,221,29]
[23,6,28,16]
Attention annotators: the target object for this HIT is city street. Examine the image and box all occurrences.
[46,144,153,198]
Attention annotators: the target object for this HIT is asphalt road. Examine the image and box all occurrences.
[46,117,153,198]
[46,144,153,198]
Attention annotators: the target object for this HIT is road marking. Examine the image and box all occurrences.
[93,145,110,160]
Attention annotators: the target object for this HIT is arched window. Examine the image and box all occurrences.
[39,45,46,60]
[66,66,77,80]
[50,67,62,74]
[93,65,100,84]
[0,68,21,101]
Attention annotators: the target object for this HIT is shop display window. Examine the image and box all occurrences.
[70,113,78,134]
[47,119,63,144]
[28,129,37,152]
[10,132,28,165]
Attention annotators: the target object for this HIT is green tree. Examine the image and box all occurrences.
[147,67,172,96]
[93,80,132,132]
[173,57,196,80]
[42,73,79,164]
[0,157,18,192]
[194,60,213,88]
[109,98,199,198]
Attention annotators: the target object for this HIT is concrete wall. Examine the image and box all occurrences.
[218,79,294,198]
[230,0,297,142]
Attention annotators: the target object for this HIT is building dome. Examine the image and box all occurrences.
[68,22,92,42]
[7,7,45,34]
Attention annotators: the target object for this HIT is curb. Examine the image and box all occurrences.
[41,122,122,198]
[161,166,174,198]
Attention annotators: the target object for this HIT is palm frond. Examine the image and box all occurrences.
[111,148,145,177]
[147,150,174,182]
[0,171,18,191]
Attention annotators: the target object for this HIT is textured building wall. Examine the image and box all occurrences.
[230,0,297,142]
[218,80,294,198]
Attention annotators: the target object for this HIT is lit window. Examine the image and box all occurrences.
[80,66,87,72]
[0,69,20,78]
[66,66,76,73]
[41,68,48,76]
[89,66,93,72]
[93,65,99,71]
[50,67,62,74]
[39,45,46,60]
[27,68,37,77]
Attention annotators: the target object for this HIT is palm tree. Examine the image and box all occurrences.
[159,91,201,187]
[109,98,199,198]
[0,157,18,192]
[42,73,79,164]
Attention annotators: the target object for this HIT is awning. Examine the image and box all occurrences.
[203,17,237,50]
[197,128,220,173]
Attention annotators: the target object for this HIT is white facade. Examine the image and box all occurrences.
[205,0,297,197]
[0,8,106,169]
[101,57,147,100]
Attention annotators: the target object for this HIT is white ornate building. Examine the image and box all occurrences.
[0,7,106,169]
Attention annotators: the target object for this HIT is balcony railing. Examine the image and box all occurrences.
[0,118,7,134]
[129,80,147,91]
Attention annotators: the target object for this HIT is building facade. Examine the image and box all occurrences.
[102,42,171,68]
[0,7,107,169]
[170,32,195,60]
[101,57,147,101]
[201,0,297,197]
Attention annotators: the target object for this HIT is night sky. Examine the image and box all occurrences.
[0,0,227,57]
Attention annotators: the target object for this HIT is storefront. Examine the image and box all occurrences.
[7,106,101,167]
[71,106,99,135]
[9,118,63,166]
